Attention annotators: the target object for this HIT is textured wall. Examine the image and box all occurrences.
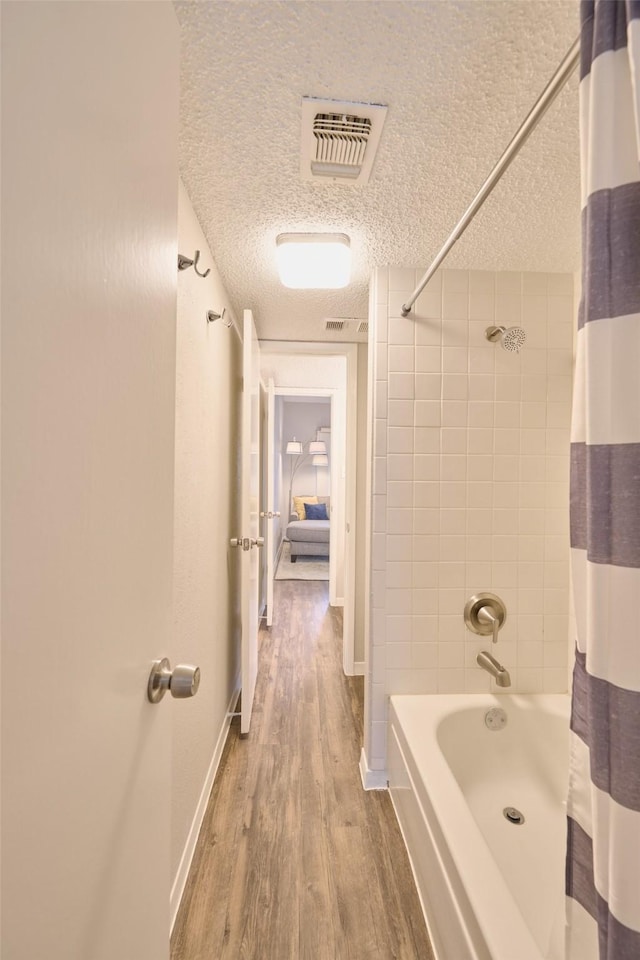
[171,181,242,882]
[366,267,573,770]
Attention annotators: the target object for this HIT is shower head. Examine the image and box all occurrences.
[485,325,526,353]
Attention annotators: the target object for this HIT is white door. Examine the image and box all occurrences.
[1,5,179,959]
[239,309,262,734]
[265,378,277,626]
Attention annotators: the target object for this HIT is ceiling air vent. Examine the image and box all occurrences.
[325,319,345,332]
[357,321,369,335]
[301,97,387,186]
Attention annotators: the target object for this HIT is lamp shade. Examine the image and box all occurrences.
[308,440,326,454]
[285,439,303,455]
[275,233,350,289]
[312,454,329,466]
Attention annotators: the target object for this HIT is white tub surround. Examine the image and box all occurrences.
[388,693,570,960]
[364,267,573,774]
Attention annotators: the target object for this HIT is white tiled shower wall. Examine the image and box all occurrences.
[367,267,574,769]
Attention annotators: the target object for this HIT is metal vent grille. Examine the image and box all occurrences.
[312,113,372,179]
[301,98,387,186]
[357,320,369,334]
[325,319,345,331]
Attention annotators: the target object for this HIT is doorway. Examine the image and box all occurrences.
[275,391,334,592]
[258,343,362,677]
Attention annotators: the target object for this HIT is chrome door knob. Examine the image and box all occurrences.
[230,536,263,549]
[147,658,201,703]
[230,537,250,550]
[170,663,201,698]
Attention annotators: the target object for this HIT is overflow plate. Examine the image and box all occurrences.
[485,707,507,730]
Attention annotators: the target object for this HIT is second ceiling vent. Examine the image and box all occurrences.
[300,97,387,186]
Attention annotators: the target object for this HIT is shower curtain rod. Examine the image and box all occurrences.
[401,36,581,317]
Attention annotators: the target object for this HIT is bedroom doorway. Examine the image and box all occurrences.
[276,392,333,588]
[258,343,360,677]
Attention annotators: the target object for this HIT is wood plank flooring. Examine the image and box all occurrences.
[171,581,434,960]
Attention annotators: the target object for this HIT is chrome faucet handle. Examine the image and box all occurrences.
[477,605,500,644]
[464,593,507,643]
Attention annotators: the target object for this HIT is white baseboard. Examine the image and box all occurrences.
[343,660,365,677]
[359,747,388,791]
[170,678,241,932]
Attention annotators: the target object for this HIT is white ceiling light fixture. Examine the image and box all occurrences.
[276,233,351,289]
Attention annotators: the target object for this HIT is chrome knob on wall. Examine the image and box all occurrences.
[147,658,201,703]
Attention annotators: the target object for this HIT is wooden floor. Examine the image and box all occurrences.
[171,580,434,960]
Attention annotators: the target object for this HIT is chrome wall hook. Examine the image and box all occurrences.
[192,250,210,278]
[207,307,233,328]
[177,249,210,278]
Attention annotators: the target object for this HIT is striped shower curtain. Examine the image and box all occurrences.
[566,2,640,958]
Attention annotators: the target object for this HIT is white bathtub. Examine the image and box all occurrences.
[387,693,570,960]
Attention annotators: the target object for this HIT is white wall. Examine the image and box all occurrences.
[170,181,242,915]
[365,267,573,773]
[354,344,369,664]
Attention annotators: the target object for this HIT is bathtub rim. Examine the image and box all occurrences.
[388,692,571,960]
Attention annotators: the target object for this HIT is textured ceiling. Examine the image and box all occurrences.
[176,0,581,343]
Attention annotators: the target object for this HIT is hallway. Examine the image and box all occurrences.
[171,580,433,959]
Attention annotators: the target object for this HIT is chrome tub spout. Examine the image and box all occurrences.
[477,650,511,687]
